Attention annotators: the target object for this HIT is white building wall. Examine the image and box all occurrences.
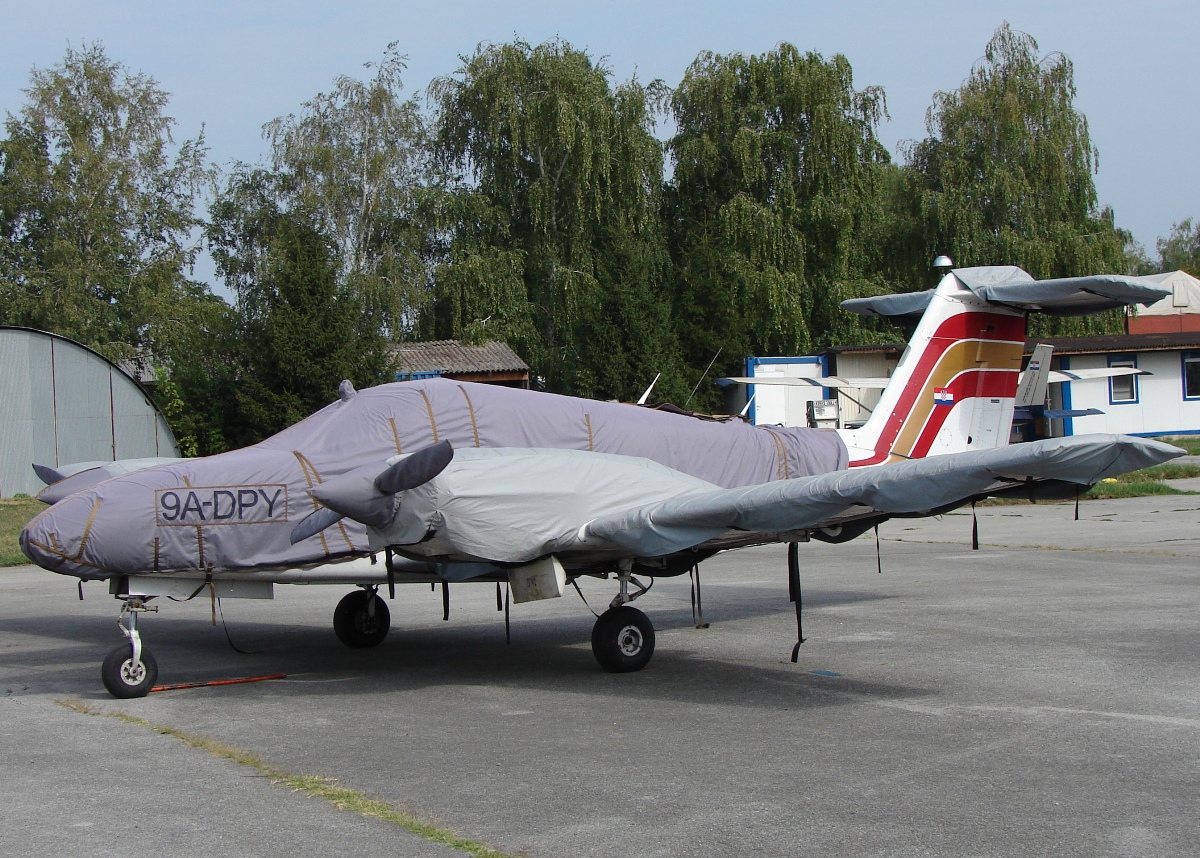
[1057,350,1200,437]
[746,357,826,427]
[833,351,899,428]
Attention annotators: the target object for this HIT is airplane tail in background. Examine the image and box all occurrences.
[835,266,1168,467]
[1014,342,1054,411]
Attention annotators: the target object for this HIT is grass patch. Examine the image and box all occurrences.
[56,698,515,858]
[976,463,1200,506]
[1083,480,1189,500]
[1080,463,1200,499]
[0,496,43,567]
[1108,463,1200,482]
[1157,436,1200,456]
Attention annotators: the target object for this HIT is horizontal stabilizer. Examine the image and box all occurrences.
[840,289,934,318]
[1042,408,1104,420]
[841,268,1170,319]
[956,270,1170,315]
[1049,367,1147,383]
[1013,406,1104,421]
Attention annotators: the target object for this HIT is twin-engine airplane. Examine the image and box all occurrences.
[21,265,1183,697]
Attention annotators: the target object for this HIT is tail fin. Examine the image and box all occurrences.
[1015,343,1054,410]
[835,266,1169,467]
[836,272,1026,466]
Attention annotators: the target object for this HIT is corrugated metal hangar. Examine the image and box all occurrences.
[0,327,180,498]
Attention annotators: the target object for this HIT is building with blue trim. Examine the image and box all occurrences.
[741,333,1200,438]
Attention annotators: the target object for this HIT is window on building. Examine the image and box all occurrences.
[1183,352,1200,399]
[1108,355,1138,404]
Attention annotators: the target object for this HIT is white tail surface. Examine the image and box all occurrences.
[1015,343,1054,409]
[837,273,1027,467]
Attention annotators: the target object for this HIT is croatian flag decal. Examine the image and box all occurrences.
[934,387,954,406]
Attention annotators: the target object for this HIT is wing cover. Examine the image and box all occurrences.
[582,435,1182,556]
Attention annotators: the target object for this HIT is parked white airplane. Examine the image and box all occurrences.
[21,265,1180,697]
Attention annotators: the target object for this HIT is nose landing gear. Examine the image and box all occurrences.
[102,597,159,698]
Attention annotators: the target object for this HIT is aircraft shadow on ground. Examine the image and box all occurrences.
[1,587,922,711]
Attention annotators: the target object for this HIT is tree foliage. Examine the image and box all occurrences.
[425,39,684,400]
[2,31,1173,438]
[263,43,428,339]
[0,43,212,362]
[1157,218,1200,276]
[207,169,395,444]
[197,49,425,446]
[665,43,895,401]
[904,23,1127,335]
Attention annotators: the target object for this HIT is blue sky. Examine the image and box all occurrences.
[2,1,1196,258]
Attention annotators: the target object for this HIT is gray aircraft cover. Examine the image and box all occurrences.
[301,434,1181,568]
[841,266,1170,319]
[22,378,847,577]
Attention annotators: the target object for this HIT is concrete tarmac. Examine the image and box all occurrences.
[2,492,1199,857]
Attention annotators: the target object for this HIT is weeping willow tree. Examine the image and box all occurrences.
[905,23,1129,334]
[263,43,429,339]
[424,38,684,400]
[664,43,894,402]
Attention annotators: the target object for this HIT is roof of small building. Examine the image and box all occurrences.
[826,343,904,355]
[1025,331,1200,355]
[394,340,529,375]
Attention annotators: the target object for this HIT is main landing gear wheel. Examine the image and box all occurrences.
[591,606,655,673]
[333,590,391,648]
[101,644,158,699]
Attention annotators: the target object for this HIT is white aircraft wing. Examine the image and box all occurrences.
[1047,367,1148,383]
[580,435,1180,557]
[717,376,891,389]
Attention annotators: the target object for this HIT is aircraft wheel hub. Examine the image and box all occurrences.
[616,625,644,656]
[120,659,147,685]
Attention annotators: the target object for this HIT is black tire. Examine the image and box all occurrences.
[591,606,655,673]
[333,590,391,648]
[101,644,158,699]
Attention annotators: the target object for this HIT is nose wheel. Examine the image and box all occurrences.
[591,606,655,672]
[102,596,158,698]
[102,644,158,698]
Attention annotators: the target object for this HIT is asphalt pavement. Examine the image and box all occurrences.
[3,491,1199,857]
